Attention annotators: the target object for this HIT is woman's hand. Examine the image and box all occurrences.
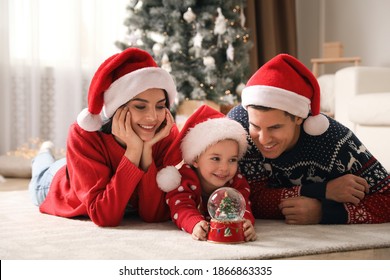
[140,108,174,171]
[112,106,143,166]
[192,220,209,241]
[145,108,174,147]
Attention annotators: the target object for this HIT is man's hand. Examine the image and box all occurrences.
[279,196,322,225]
[326,174,369,206]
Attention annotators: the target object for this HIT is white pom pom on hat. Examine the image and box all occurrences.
[157,105,248,192]
[156,166,182,193]
[241,53,329,136]
[77,47,177,132]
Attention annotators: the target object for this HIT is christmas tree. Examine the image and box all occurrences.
[115,0,252,109]
[215,191,240,220]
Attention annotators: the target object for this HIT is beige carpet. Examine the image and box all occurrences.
[1,189,390,260]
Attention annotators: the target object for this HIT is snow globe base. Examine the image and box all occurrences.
[207,219,245,244]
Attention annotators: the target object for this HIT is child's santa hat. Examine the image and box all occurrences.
[241,53,329,136]
[77,48,177,131]
[157,105,248,192]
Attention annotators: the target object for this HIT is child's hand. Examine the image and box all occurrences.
[191,220,209,241]
[243,219,257,242]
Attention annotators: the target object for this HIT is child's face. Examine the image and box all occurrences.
[247,107,302,159]
[193,139,239,195]
[126,88,167,141]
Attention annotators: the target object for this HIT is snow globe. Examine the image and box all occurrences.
[207,187,246,243]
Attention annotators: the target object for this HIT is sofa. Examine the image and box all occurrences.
[333,66,390,171]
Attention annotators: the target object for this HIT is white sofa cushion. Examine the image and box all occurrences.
[349,92,390,125]
[317,74,335,113]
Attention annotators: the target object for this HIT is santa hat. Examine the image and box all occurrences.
[77,48,177,131]
[157,105,248,192]
[241,53,329,136]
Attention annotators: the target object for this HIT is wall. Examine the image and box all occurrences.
[296,0,390,74]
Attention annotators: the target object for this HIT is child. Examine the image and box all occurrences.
[157,105,256,241]
[29,48,179,227]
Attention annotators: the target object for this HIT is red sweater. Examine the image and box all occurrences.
[166,164,255,234]
[39,122,179,227]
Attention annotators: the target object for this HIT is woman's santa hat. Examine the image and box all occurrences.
[241,53,329,136]
[157,105,248,192]
[77,48,177,131]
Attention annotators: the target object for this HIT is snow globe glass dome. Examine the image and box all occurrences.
[207,187,246,221]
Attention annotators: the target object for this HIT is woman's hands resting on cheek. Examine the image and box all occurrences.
[140,108,174,171]
[112,106,143,167]
[112,107,174,171]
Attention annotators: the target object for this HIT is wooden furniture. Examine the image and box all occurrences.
[311,42,361,77]
[311,56,361,77]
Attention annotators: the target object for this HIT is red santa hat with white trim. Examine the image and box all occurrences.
[241,53,329,136]
[157,105,248,192]
[77,47,177,131]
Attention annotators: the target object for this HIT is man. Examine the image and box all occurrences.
[228,53,390,224]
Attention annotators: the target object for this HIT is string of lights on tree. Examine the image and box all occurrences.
[116,0,253,109]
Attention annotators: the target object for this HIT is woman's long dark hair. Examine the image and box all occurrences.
[100,90,170,134]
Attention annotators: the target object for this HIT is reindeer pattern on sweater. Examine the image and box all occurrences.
[228,105,390,224]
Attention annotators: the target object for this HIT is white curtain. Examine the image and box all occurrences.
[0,0,128,154]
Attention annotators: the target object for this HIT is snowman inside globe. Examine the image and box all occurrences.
[207,187,246,243]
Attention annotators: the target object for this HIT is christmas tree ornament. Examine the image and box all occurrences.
[203,56,216,70]
[147,31,166,44]
[152,43,163,56]
[207,187,246,243]
[214,7,227,35]
[161,53,172,73]
[193,32,203,48]
[134,0,143,11]
[226,43,234,61]
[240,5,246,27]
[124,29,142,46]
[183,7,196,23]
[171,42,181,53]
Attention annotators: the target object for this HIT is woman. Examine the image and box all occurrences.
[29,48,180,227]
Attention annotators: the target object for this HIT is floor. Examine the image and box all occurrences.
[2,177,390,260]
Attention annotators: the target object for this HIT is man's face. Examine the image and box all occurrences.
[247,107,303,159]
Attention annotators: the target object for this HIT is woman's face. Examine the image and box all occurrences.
[126,88,167,141]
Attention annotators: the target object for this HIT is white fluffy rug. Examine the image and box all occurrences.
[1,190,390,260]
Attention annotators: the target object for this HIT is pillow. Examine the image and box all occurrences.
[0,154,32,178]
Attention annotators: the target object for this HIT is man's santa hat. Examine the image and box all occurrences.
[77,48,177,131]
[241,53,329,136]
[157,105,248,192]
